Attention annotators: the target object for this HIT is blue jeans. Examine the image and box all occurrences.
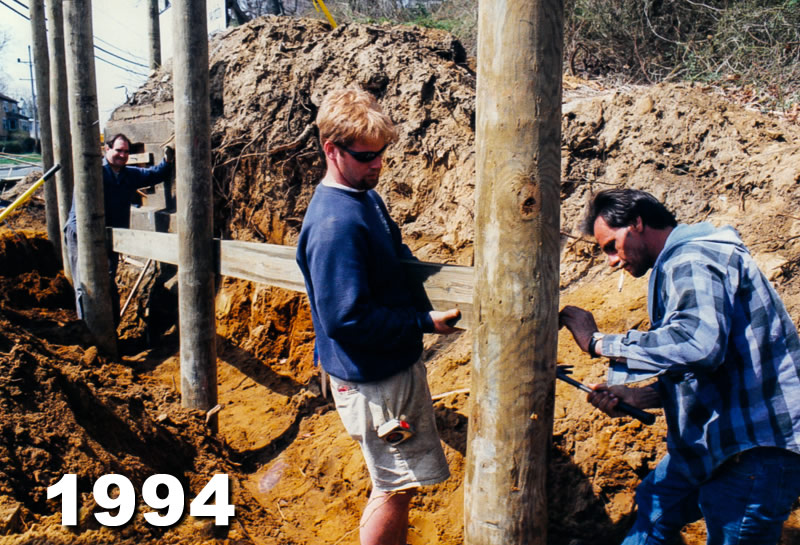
[623,448,800,545]
[63,222,120,324]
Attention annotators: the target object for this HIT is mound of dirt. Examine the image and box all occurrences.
[131,16,476,263]
[0,231,281,544]
[3,14,800,545]
[559,83,800,301]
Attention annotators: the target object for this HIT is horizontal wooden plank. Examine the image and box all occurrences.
[112,228,178,264]
[400,258,474,329]
[127,152,153,165]
[219,239,307,293]
[111,228,474,329]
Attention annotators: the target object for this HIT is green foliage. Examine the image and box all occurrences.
[404,13,459,33]
[315,1,477,53]
[0,138,36,155]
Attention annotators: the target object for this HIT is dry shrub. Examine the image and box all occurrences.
[298,0,478,54]
[565,0,800,110]
[289,0,800,110]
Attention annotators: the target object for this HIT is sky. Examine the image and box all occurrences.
[0,0,226,130]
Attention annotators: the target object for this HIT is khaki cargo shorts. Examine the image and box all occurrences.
[328,360,450,492]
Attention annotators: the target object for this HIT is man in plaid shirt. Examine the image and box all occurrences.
[560,189,800,545]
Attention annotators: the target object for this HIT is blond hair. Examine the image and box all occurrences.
[317,88,398,148]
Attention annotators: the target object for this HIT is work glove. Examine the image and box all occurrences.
[164,145,175,163]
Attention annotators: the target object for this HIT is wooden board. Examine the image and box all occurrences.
[110,228,475,329]
[112,229,178,264]
[127,152,153,166]
[219,239,307,293]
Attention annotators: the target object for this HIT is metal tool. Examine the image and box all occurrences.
[556,365,656,425]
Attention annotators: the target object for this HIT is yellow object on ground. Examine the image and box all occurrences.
[0,164,61,223]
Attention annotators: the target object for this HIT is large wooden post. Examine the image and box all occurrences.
[63,0,117,357]
[465,1,564,543]
[173,0,218,426]
[147,0,162,70]
[47,0,74,280]
[29,0,59,255]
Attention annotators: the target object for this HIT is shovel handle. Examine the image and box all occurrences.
[557,370,656,426]
[609,398,656,425]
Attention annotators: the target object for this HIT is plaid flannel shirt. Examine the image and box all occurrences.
[602,223,800,484]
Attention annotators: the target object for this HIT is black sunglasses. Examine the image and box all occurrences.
[335,143,387,163]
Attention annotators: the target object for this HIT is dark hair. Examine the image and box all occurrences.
[581,189,677,236]
[106,133,131,149]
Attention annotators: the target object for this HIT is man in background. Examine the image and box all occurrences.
[64,132,173,322]
[296,88,461,545]
[560,188,800,545]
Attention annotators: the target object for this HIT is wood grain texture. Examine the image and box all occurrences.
[110,229,475,330]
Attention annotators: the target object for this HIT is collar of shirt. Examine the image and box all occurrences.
[103,159,123,180]
[321,178,365,193]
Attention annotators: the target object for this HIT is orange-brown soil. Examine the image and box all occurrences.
[2,15,800,545]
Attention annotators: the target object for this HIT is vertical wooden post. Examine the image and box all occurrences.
[63,0,118,357]
[465,1,564,544]
[173,0,218,427]
[147,0,162,70]
[29,0,59,255]
[47,0,75,280]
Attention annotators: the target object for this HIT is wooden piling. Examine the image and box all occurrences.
[63,0,117,357]
[465,1,564,543]
[29,0,59,256]
[47,0,75,281]
[172,0,218,428]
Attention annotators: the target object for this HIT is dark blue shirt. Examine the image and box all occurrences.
[296,184,434,383]
[65,158,172,230]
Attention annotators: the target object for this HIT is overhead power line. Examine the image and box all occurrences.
[94,35,148,63]
[94,54,149,78]
[0,0,28,20]
[1,1,151,73]
[94,45,149,69]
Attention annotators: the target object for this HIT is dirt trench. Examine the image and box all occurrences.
[2,14,800,545]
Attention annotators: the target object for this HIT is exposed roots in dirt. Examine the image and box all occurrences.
[4,13,800,545]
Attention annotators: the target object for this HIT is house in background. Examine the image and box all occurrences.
[0,93,33,141]
[15,98,34,137]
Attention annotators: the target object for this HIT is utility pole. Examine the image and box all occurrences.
[17,47,38,146]
[147,0,162,70]
[173,0,218,428]
[47,0,75,280]
[63,0,118,357]
[465,1,564,544]
[29,0,60,257]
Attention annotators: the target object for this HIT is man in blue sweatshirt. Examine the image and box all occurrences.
[64,133,173,322]
[560,189,800,545]
[296,88,461,545]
